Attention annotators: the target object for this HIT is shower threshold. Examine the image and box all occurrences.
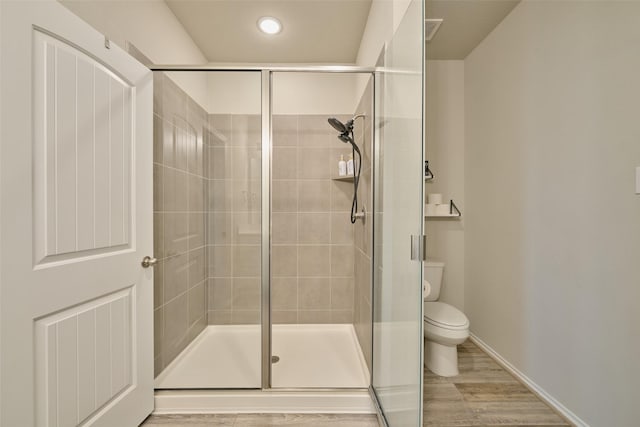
[155,323,370,389]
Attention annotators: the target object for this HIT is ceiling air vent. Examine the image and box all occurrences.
[425,19,443,42]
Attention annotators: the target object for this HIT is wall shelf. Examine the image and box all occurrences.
[332,175,355,182]
[425,200,462,219]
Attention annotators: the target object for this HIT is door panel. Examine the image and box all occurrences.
[372,0,425,425]
[1,2,153,426]
[33,29,134,263]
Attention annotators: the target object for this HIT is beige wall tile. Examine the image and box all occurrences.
[208,310,232,325]
[154,258,164,308]
[208,212,232,245]
[298,181,330,212]
[232,245,261,277]
[163,253,189,303]
[231,310,260,325]
[272,245,297,277]
[154,308,163,360]
[188,282,205,326]
[231,146,261,181]
[232,278,261,310]
[272,310,298,324]
[154,212,165,259]
[208,179,232,212]
[233,215,261,245]
[273,180,298,212]
[272,213,298,244]
[331,245,354,277]
[330,212,354,244]
[189,175,204,212]
[298,310,332,324]
[299,278,330,309]
[161,119,175,169]
[208,245,232,277]
[298,213,330,244]
[331,310,354,323]
[273,115,298,146]
[298,245,330,277]
[272,277,298,310]
[331,277,354,310]
[189,212,205,249]
[232,180,261,212]
[330,181,352,212]
[208,146,230,179]
[208,278,232,310]
[188,248,206,287]
[164,213,189,257]
[297,148,331,179]
[163,292,189,358]
[273,147,298,179]
[153,164,163,211]
[174,125,189,172]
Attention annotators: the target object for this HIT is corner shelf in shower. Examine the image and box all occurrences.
[332,174,355,182]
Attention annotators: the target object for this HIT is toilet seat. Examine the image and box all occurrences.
[424,302,469,330]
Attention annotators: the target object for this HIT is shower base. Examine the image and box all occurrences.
[155,323,370,389]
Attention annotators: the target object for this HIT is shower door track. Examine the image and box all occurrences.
[149,65,377,408]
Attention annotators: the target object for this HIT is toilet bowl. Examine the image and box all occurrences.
[423,260,469,377]
[423,301,469,377]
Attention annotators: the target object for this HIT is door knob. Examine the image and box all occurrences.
[141,256,158,268]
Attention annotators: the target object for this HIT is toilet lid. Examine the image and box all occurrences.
[424,302,469,329]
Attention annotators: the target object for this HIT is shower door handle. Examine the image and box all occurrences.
[410,235,427,261]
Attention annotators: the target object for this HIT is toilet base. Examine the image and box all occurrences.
[424,339,459,377]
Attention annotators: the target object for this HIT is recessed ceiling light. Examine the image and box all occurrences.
[257,16,282,35]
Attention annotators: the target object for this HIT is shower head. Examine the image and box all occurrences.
[328,117,349,134]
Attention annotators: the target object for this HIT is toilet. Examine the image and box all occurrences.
[423,260,469,377]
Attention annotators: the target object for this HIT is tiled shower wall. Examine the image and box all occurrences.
[206,114,263,325]
[353,78,374,372]
[153,73,208,375]
[269,115,356,324]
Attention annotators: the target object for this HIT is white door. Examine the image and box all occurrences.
[0,1,154,426]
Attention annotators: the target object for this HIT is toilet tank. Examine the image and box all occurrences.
[424,260,444,301]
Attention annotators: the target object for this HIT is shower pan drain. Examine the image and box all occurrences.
[271,355,280,363]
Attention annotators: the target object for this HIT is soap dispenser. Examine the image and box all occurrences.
[347,154,354,176]
[338,155,347,176]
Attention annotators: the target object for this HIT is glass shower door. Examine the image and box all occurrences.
[372,0,424,425]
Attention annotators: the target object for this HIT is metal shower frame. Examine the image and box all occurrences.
[150,64,377,394]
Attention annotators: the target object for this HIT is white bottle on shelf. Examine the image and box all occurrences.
[338,155,347,176]
[347,154,354,176]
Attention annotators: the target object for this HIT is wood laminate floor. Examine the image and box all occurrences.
[141,341,570,427]
[423,340,571,427]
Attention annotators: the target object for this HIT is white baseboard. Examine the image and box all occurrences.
[469,334,588,427]
[153,389,375,415]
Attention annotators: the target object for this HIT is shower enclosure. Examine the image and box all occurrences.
[149,2,424,421]
[152,69,375,390]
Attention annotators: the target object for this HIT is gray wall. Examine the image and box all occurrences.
[465,2,640,424]
[425,60,465,310]
[153,73,208,376]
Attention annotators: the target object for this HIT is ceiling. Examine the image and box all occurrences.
[426,0,521,60]
[165,0,373,64]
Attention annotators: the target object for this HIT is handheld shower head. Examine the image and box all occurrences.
[327,115,364,224]
[328,117,348,134]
